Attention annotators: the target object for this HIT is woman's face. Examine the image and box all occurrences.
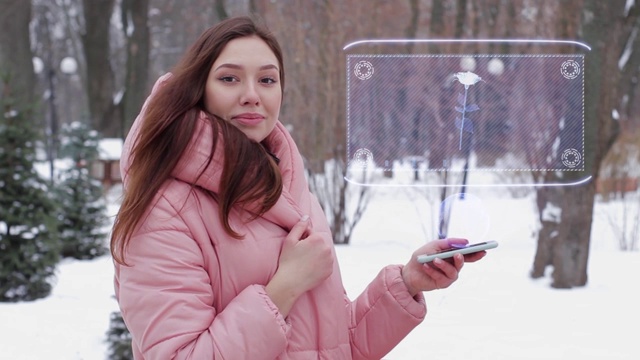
[205,36,282,143]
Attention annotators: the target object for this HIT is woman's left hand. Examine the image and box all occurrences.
[402,238,486,297]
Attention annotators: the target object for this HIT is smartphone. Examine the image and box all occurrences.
[416,241,498,264]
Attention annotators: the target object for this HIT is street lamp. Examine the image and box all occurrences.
[60,56,77,74]
[460,56,477,71]
[59,56,78,123]
[33,56,59,181]
[487,58,505,76]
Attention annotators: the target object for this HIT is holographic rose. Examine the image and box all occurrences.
[453,71,482,150]
[453,71,483,88]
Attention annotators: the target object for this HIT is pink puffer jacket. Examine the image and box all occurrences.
[114,74,426,359]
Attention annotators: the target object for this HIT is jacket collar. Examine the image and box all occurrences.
[172,115,307,231]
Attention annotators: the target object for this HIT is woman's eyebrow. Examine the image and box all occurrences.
[215,63,279,71]
[259,64,279,71]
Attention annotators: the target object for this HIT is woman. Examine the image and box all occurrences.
[111,15,486,360]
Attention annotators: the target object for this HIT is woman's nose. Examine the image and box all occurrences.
[240,83,260,105]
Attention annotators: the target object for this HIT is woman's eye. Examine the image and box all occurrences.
[260,77,277,84]
[219,76,237,83]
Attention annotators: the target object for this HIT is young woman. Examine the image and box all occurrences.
[111,15,486,360]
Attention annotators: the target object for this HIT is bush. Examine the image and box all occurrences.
[55,122,109,259]
[0,99,60,302]
[105,310,133,360]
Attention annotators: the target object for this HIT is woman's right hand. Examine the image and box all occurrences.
[265,216,334,317]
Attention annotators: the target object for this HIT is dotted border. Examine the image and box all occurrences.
[345,54,586,173]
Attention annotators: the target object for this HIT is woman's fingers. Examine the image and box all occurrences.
[453,253,465,271]
[463,250,487,263]
[424,256,461,289]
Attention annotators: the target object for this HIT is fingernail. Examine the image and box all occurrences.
[300,215,309,221]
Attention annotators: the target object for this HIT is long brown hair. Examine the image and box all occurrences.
[111,16,285,264]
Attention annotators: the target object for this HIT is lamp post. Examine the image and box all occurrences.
[32,55,78,182]
[33,56,58,182]
[59,57,78,123]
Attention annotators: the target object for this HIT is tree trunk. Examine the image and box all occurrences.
[214,0,228,20]
[121,0,150,139]
[81,0,118,136]
[531,182,559,278]
[552,182,597,287]
[405,0,420,53]
[0,0,36,117]
[533,0,639,288]
[453,0,467,38]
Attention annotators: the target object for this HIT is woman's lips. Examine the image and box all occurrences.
[232,113,265,126]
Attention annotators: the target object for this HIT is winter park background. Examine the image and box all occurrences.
[2,1,640,359]
[0,158,638,360]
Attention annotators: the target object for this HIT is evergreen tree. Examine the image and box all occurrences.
[0,85,60,302]
[105,310,133,360]
[55,121,109,260]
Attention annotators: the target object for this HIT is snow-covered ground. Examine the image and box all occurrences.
[1,180,638,360]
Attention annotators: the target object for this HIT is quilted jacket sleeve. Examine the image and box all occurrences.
[347,264,427,360]
[115,194,290,359]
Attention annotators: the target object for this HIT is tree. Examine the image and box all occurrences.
[105,310,133,360]
[531,0,640,288]
[81,0,119,136]
[121,0,151,138]
[0,81,60,302]
[0,0,36,121]
[55,121,109,260]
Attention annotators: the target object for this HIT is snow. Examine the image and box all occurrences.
[33,159,75,180]
[613,108,620,120]
[98,138,123,161]
[0,181,638,360]
[32,57,45,75]
[113,89,124,105]
[618,27,637,70]
[541,201,562,222]
[626,0,635,17]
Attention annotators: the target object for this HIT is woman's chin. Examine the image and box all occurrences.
[236,124,276,143]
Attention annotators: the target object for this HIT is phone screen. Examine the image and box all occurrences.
[437,242,489,254]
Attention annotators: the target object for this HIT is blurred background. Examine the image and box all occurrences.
[1,0,639,358]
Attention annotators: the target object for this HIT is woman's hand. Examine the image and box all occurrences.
[402,238,486,297]
[266,216,334,317]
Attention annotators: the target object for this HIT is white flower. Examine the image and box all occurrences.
[453,71,483,87]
